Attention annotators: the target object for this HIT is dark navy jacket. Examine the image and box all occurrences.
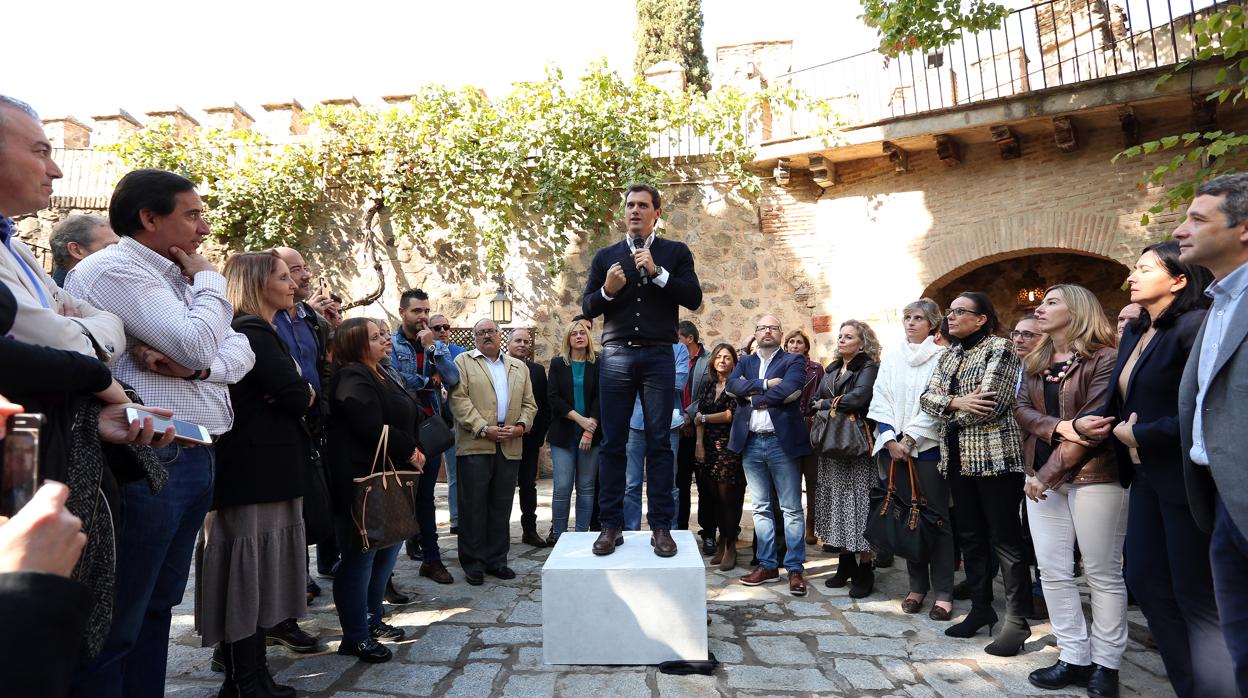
[581,236,702,346]
[725,349,813,459]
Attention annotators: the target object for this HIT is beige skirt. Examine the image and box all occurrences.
[194,498,307,647]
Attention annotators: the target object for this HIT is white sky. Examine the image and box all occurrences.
[7,0,876,121]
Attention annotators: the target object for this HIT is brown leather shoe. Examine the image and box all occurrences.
[739,566,780,586]
[593,528,624,556]
[788,571,808,596]
[419,560,454,585]
[651,529,677,557]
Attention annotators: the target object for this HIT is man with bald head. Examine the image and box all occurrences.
[725,315,813,595]
[1116,302,1142,338]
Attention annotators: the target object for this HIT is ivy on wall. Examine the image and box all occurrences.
[109,62,821,274]
[1115,3,1248,224]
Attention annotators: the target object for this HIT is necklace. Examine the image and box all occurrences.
[1042,355,1076,383]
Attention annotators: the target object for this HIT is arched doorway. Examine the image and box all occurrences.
[922,250,1132,329]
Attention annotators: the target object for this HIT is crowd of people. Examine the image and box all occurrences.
[2,93,1248,698]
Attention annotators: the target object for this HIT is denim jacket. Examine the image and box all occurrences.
[390,331,461,414]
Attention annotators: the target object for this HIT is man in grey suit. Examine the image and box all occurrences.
[1177,172,1248,694]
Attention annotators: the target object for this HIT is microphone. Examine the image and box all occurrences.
[632,235,651,285]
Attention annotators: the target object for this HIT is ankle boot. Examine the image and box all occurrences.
[984,616,1031,657]
[824,553,857,588]
[718,538,738,572]
[710,538,726,566]
[1086,663,1119,698]
[849,559,875,598]
[944,605,999,639]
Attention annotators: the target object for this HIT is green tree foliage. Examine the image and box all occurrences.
[634,0,712,94]
[858,0,1009,56]
[109,62,813,273]
[1115,4,1248,224]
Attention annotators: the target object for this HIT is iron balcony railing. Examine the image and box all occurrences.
[775,0,1239,139]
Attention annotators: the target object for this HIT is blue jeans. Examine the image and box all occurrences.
[332,515,403,644]
[75,443,215,698]
[445,446,458,527]
[1211,495,1248,696]
[741,434,806,573]
[550,444,599,537]
[596,344,676,530]
[624,427,681,531]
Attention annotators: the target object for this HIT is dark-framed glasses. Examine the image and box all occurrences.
[945,307,982,318]
[1010,330,1043,340]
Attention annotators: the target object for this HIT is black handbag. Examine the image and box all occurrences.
[300,437,335,545]
[864,456,946,563]
[350,424,421,552]
[417,413,455,459]
[810,395,873,458]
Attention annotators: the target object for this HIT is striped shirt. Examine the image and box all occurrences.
[66,237,255,435]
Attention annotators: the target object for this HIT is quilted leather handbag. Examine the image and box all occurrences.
[350,424,420,552]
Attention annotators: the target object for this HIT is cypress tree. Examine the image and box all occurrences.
[634,0,711,94]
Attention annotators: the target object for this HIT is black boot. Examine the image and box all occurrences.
[253,631,295,697]
[1086,663,1119,698]
[1027,660,1092,690]
[824,553,858,588]
[984,616,1031,657]
[944,605,998,638]
[848,559,875,598]
[216,637,262,698]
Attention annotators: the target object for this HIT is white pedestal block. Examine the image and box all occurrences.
[542,530,708,665]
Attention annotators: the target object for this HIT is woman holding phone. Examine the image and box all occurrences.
[198,251,313,696]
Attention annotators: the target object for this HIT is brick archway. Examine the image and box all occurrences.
[916,210,1127,290]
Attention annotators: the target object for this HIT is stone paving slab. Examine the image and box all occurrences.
[166,482,1176,696]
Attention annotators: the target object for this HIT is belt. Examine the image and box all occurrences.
[750,431,776,437]
[609,339,670,348]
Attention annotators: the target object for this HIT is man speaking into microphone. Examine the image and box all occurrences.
[582,183,702,557]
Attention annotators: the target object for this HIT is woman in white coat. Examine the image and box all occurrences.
[866,298,952,620]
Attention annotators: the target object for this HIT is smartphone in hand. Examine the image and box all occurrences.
[124,407,212,446]
[1,413,43,517]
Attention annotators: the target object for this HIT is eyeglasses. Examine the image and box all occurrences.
[475,328,499,337]
[511,338,531,344]
[430,324,451,332]
[1010,330,1043,340]
[944,307,983,318]
[755,324,781,332]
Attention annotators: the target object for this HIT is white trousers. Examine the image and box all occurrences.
[1027,481,1130,668]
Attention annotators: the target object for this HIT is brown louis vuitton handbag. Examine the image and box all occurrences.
[350,424,420,552]
[810,395,874,458]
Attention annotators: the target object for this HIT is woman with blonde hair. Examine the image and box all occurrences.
[199,251,313,694]
[1015,284,1125,695]
[867,299,952,619]
[813,320,881,598]
[546,320,602,543]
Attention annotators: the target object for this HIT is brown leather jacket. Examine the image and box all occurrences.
[1014,345,1119,487]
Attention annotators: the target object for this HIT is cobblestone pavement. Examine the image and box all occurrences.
[166,482,1174,697]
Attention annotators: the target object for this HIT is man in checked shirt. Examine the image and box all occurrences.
[67,169,256,698]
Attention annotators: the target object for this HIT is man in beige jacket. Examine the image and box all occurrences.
[449,318,538,586]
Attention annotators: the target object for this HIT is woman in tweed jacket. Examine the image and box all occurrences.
[920,291,1033,657]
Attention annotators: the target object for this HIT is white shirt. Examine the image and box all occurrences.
[481,351,511,423]
[749,347,779,433]
[66,237,256,435]
[600,232,671,300]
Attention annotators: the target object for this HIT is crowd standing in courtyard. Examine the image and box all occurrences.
[2,93,1248,698]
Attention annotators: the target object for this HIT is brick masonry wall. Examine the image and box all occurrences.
[18,113,1247,366]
